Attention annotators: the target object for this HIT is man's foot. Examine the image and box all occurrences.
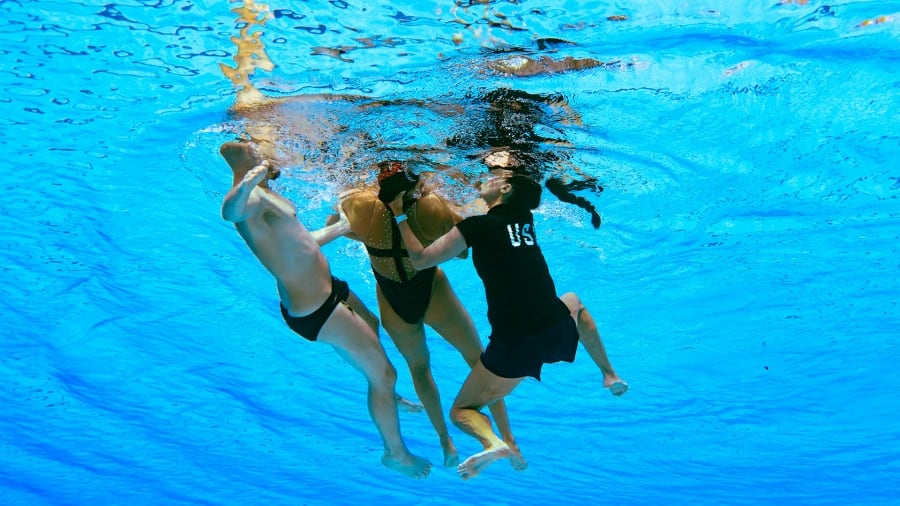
[606,379,628,396]
[220,141,259,172]
[457,442,511,480]
[382,452,432,480]
[507,441,528,471]
[441,437,460,468]
[394,393,424,413]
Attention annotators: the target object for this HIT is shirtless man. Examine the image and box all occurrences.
[337,161,523,469]
[219,141,431,479]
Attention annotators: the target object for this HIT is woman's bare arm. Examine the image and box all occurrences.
[388,191,468,270]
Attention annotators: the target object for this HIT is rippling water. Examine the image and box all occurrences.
[2,1,899,505]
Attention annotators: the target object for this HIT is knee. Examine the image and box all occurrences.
[462,352,481,368]
[389,334,431,376]
[576,299,594,320]
[449,405,466,425]
[406,359,433,380]
[365,313,380,332]
[560,292,593,325]
[386,362,398,383]
[374,361,398,389]
[449,403,483,428]
[560,291,582,312]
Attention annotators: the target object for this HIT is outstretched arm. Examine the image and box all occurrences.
[310,208,351,246]
[325,212,362,242]
[409,190,469,260]
[388,191,467,270]
[221,161,269,223]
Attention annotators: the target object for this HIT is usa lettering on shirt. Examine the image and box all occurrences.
[506,223,536,247]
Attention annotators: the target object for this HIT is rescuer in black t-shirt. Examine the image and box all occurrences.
[384,150,629,480]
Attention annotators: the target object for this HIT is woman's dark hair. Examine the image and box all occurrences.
[459,86,605,228]
[376,160,419,204]
[485,152,602,225]
[505,175,542,210]
[545,178,602,228]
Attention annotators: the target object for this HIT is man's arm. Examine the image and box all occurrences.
[388,192,467,270]
[310,209,351,246]
[221,162,268,223]
[325,212,362,242]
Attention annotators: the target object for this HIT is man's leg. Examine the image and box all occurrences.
[424,269,525,470]
[450,361,524,480]
[345,289,379,334]
[559,292,628,396]
[318,303,431,479]
[220,141,259,172]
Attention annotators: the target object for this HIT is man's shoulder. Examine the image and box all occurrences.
[255,188,299,218]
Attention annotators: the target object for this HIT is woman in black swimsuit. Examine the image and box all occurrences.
[340,161,518,469]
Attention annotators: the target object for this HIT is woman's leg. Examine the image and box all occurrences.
[560,292,628,396]
[378,285,459,467]
[450,361,524,479]
[424,269,523,465]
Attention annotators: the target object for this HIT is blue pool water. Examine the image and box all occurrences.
[2,1,899,505]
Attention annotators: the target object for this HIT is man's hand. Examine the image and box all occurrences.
[242,160,270,187]
[334,205,350,230]
[311,204,352,245]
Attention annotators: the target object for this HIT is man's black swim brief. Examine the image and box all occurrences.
[280,277,350,341]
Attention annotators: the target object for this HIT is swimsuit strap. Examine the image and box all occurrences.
[388,214,410,283]
[365,244,410,258]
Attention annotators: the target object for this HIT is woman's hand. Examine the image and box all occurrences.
[388,190,407,216]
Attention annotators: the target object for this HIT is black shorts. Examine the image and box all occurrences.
[373,267,437,324]
[280,277,350,342]
[481,316,579,380]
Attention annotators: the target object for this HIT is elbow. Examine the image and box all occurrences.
[409,255,431,271]
[221,205,242,223]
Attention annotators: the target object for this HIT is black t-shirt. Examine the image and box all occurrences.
[456,204,570,336]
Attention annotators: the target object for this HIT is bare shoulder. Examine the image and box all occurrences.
[340,188,378,215]
[415,193,453,216]
[257,187,298,217]
[339,187,374,201]
[411,193,459,241]
[340,188,381,237]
